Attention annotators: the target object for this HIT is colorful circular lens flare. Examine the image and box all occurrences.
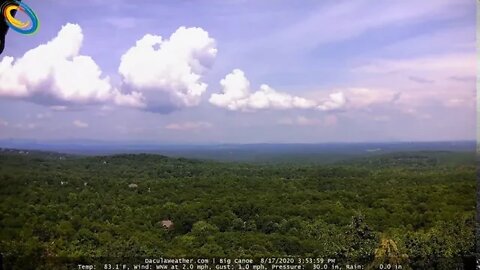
[2,1,39,35]
[5,5,30,28]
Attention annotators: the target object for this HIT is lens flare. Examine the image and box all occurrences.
[1,1,39,35]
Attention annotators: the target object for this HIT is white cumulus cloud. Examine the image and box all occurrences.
[209,69,357,112]
[317,92,346,111]
[0,23,144,108]
[119,26,217,113]
[209,69,319,111]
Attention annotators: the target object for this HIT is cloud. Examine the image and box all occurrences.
[209,69,319,111]
[354,53,475,109]
[317,92,346,111]
[344,88,400,109]
[247,0,471,56]
[355,54,474,76]
[165,121,212,131]
[316,88,400,111]
[277,115,338,127]
[380,25,474,56]
[210,69,397,112]
[73,120,89,128]
[119,26,217,113]
[0,23,144,108]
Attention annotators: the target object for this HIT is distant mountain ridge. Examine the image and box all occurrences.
[0,140,475,164]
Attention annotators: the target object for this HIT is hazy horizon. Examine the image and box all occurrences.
[0,138,476,145]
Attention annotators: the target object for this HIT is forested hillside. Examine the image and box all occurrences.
[0,150,475,269]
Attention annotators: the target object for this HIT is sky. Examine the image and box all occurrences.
[0,0,476,144]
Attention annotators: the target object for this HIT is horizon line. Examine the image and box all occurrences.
[0,138,476,146]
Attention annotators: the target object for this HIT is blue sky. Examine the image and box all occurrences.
[0,0,475,143]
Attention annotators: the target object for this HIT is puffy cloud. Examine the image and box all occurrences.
[112,90,146,108]
[209,69,318,111]
[312,88,399,112]
[0,24,144,108]
[73,120,89,128]
[0,23,217,112]
[165,121,212,131]
[317,92,346,111]
[119,27,217,113]
[345,88,399,109]
[0,23,403,116]
[209,69,396,112]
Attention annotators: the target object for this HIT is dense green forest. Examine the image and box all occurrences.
[0,149,476,269]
